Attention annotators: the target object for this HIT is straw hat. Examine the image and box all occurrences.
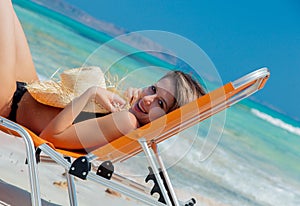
[27,66,110,113]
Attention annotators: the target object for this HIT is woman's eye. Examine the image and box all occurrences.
[151,85,157,93]
[158,100,164,108]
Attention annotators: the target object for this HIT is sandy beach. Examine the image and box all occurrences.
[0,130,228,206]
[0,131,137,206]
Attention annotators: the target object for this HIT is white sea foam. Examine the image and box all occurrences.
[251,108,300,136]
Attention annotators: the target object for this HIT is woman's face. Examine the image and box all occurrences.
[129,76,176,125]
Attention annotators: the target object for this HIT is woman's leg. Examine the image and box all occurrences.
[0,0,38,116]
[13,6,38,82]
[0,0,18,115]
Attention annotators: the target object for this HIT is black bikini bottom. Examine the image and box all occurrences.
[8,81,27,122]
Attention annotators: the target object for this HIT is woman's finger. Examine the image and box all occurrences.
[98,96,115,112]
[124,87,136,104]
[94,88,118,112]
[111,93,126,106]
[131,88,142,105]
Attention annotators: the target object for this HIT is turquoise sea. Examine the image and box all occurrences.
[13,1,300,205]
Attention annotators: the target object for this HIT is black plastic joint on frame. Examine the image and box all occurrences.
[145,167,166,204]
[96,161,114,180]
[25,147,42,165]
[184,198,196,206]
[69,156,91,180]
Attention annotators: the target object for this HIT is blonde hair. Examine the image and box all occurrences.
[161,70,206,112]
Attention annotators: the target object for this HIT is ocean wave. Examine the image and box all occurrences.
[251,109,300,136]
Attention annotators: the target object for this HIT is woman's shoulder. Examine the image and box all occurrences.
[111,110,139,134]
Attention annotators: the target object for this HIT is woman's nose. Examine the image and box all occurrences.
[142,94,156,105]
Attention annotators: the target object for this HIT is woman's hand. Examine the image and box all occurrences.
[91,86,126,113]
[124,87,142,106]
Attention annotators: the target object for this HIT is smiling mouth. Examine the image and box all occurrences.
[136,100,147,114]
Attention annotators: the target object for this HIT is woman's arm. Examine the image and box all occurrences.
[40,86,96,137]
[40,86,137,149]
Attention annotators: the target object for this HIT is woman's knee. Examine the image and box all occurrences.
[0,82,16,116]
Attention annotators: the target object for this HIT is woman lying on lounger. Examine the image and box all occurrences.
[0,0,205,150]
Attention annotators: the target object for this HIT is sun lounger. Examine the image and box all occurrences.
[0,68,270,206]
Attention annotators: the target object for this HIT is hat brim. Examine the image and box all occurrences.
[27,80,110,114]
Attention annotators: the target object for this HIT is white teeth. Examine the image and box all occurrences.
[138,101,146,113]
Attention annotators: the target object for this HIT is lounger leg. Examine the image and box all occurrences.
[24,134,42,206]
[64,157,78,206]
[150,141,180,206]
[0,118,42,206]
[138,138,173,206]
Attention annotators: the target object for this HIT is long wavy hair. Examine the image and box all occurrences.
[161,70,206,112]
